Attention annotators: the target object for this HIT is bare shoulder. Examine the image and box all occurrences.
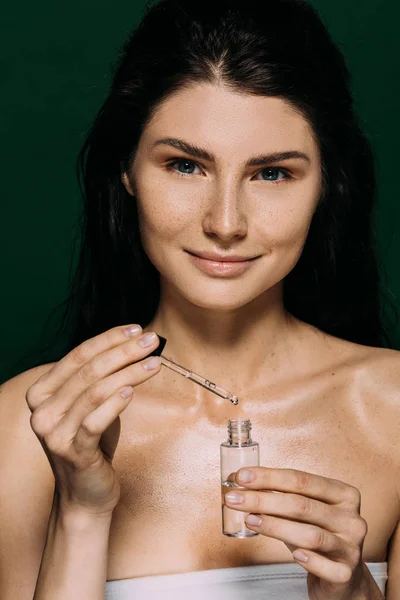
[0,365,58,596]
[0,362,57,475]
[354,343,400,432]
[311,325,400,390]
[321,332,400,443]
[0,362,57,422]
[305,324,400,430]
[341,340,400,401]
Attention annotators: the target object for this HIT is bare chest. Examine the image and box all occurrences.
[106,386,398,581]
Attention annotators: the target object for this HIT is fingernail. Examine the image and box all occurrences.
[293,550,308,562]
[225,492,244,504]
[246,514,262,527]
[238,469,254,483]
[138,332,158,347]
[143,356,161,370]
[124,324,142,337]
[120,386,134,398]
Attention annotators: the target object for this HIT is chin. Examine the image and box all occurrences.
[168,277,275,311]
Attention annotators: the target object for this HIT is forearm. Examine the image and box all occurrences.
[33,495,112,600]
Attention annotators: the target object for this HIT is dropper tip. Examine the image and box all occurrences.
[231,396,239,405]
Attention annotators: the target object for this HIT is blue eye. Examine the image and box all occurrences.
[166,159,200,176]
[165,159,291,183]
[259,167,288,182]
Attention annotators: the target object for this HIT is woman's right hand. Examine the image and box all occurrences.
[26,324,161,517]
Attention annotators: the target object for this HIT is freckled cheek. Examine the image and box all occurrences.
[258,200,315,253]
[257,207,315,284]
[137,194,194,242]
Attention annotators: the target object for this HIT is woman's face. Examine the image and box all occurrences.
[122,83,322,311]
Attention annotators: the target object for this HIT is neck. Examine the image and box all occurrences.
[144,283,307,395]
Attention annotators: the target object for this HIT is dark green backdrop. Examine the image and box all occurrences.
[1,0,399,384]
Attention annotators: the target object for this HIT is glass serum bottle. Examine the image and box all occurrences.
[220,419,259,538]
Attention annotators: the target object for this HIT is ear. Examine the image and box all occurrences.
[121,172,136,197]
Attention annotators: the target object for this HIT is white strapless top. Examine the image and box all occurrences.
[105,562,387,599]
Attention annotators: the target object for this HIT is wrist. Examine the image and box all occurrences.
[52,493,114,533]
[53,487,115,526]
[56,504,114,531]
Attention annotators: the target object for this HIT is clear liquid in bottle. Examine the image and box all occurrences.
[220,419,259,538]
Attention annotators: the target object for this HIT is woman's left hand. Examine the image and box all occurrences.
[224,467,380,600]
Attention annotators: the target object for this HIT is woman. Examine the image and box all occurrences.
[0,0,398,598]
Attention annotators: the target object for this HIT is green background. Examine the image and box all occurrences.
[1,0,399,385]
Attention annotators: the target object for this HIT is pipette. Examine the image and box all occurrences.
[151,335,239,405]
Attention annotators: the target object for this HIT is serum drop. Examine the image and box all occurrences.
[220,419,259,537]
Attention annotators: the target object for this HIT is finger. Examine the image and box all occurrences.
[72,385,135,457]
[31,330,160,422]
[235,467,359,506]
[224,489,353,534]
[26,324,144,408]
[51,354,161,443]
[242,513,344,558]
[292,548,354,589]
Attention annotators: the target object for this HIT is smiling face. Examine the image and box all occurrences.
[122,82,322,312]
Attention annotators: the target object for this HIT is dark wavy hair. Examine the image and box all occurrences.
[14,0,398,375]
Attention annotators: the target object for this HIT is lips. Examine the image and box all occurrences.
[187,251,260,277]
[188,251,259,262]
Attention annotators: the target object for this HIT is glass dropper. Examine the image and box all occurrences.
[151,335,239,405]
[160,355,239,405]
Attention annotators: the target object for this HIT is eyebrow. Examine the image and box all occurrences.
[151,137,311,166]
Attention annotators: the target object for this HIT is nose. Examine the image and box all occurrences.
[202,182,248,242]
